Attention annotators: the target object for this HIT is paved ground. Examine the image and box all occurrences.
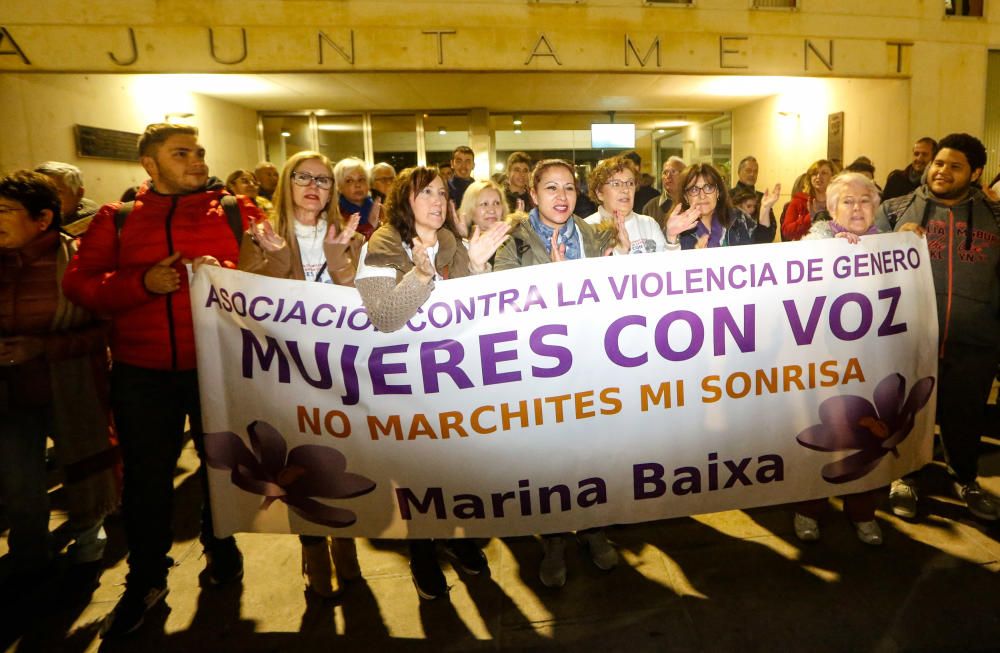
[2,436,998,653]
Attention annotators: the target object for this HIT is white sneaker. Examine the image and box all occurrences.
[539,536,567,588]
[854,520,883,546]
[793,513,820,542]
[889,478,919,519]
[579,530,619,570]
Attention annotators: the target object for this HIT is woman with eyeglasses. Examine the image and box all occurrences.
[354,166,510,600]
[670,163,779,250]
[583,155,670,253]
[780,159,838,242]
[493,159,628,589]
[238,151,364,598]
[335,157,379,241]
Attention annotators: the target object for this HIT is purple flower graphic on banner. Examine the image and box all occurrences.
[796,373,935,484]
[205,420,376,527]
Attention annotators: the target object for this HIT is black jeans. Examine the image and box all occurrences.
[111,362,231,588]
[937,343,1000,484]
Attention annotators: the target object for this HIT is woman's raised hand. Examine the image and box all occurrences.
[549,225,567,262]
[448,199,468,239]
[411,238,436,284]
[369,197,382,231]
[665,204,700,244]
[250,215,285,252]
[467,221,512,273]
[327,212,361,246]
[612,210,630,255]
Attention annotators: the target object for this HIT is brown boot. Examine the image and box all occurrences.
[301,537,339,597]
[332,538,362,582]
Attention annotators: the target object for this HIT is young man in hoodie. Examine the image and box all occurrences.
[876,132,1000,522]
[63,123,263,637]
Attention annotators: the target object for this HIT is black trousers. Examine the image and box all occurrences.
[111,362,230,588]
[937,343,1000,484]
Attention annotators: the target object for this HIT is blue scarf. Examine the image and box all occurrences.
[528,208,582,260]
[339,195,374,225]
[696,216,726,248]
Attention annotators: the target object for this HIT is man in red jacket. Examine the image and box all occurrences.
[62,123,262,638]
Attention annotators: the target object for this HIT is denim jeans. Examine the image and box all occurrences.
[0,406,52,570]
[111,363,229,589]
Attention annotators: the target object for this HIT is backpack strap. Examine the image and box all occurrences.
[114,201,135,236]
[220,194,245,245]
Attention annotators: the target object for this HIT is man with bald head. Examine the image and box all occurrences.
[253,161,279,201]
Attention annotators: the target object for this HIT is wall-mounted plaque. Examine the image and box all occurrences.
[75,125,140,162]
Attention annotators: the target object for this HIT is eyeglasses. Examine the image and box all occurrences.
[373,176,395,184]
[606,180,636,189]
[685,183,717,198]
[0,206,27,216]
[236,176,258,186]
[290,171,333,190]
[841,197,874,210]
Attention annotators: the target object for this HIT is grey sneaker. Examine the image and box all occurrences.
[539,536,567,588]
[793,513,820,542]
[579,530,619,570]
[889,478,919,519]
[955,481,999,521]
[854,520,883,546]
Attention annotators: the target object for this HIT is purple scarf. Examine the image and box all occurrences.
[696,217,726,248]
[830,221,879,237]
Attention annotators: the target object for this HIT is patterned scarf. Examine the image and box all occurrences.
[528,208,582,260]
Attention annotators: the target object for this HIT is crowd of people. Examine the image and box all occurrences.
[1,123,998,638]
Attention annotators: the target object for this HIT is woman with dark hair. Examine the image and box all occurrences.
[670,163,778,249]
[780,159,838,242]
[493,159,629,589]
[226,168,274,220]
[354,166,510,600]
[0,171,117,579]
[239,151,364,598]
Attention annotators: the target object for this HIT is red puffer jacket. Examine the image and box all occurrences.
[780,192,813,242]
[62,179,262,371]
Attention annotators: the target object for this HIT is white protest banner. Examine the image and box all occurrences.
[193,233,938,539]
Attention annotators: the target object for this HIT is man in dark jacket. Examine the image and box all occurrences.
[882,137,936,203]
[875,133,999,523]
[729,155,776,228]
[63,123,263,637]
[642,156,686,233]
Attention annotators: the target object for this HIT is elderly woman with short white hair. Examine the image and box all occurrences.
[335,157,379,240]
[795,171,885,546]
[801,172,881,243]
